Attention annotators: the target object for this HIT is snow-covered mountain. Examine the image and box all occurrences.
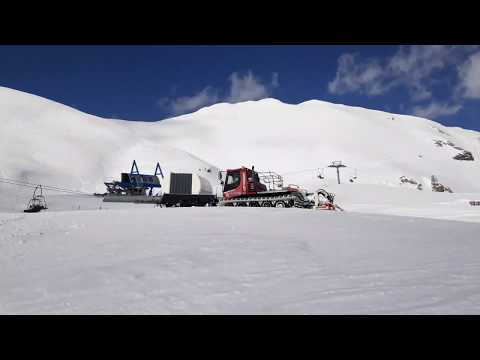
[3,86,480,315]
[0,87,219,195]
[153,98,480,193]
[1,86,480,196]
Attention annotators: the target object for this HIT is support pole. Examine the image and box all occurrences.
[328,161,347,185]
[130,160,140,175]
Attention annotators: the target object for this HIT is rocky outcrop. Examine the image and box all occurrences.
[453,150,474,161]
[433,140,475,161]
[431,175,453,193]
[400,176,418,185]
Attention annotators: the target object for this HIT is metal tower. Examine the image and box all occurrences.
[328,161,347,184]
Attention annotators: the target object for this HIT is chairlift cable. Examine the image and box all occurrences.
[0,177,92,196]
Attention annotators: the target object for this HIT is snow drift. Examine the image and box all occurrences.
[2,207,480,314]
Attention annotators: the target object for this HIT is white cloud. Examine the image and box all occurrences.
[328,45,479,103]
[227,71,272,103]
[159,87,219,116]
[412,101,462,119]
[387,45,462,101]
[457,51,480,99]
[158,70,278,116]
[328,53,387,96]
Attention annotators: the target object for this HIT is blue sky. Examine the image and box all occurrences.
[1,45,479,130]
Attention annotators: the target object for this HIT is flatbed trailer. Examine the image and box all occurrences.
[103,193,217,207]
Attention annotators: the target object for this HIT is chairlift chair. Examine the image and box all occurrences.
[24,185,48,213]
[317,168,325,179]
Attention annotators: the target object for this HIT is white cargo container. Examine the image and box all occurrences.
[161,172,213,195]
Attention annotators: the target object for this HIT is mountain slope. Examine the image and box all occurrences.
[140,98,480,192]
[1,86,479,200]
[0,87,219,198]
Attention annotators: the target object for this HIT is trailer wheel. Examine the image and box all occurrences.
[275,201,286,208]
[262,201,272,207]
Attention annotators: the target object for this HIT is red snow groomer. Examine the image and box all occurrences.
[219,166,338,210]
